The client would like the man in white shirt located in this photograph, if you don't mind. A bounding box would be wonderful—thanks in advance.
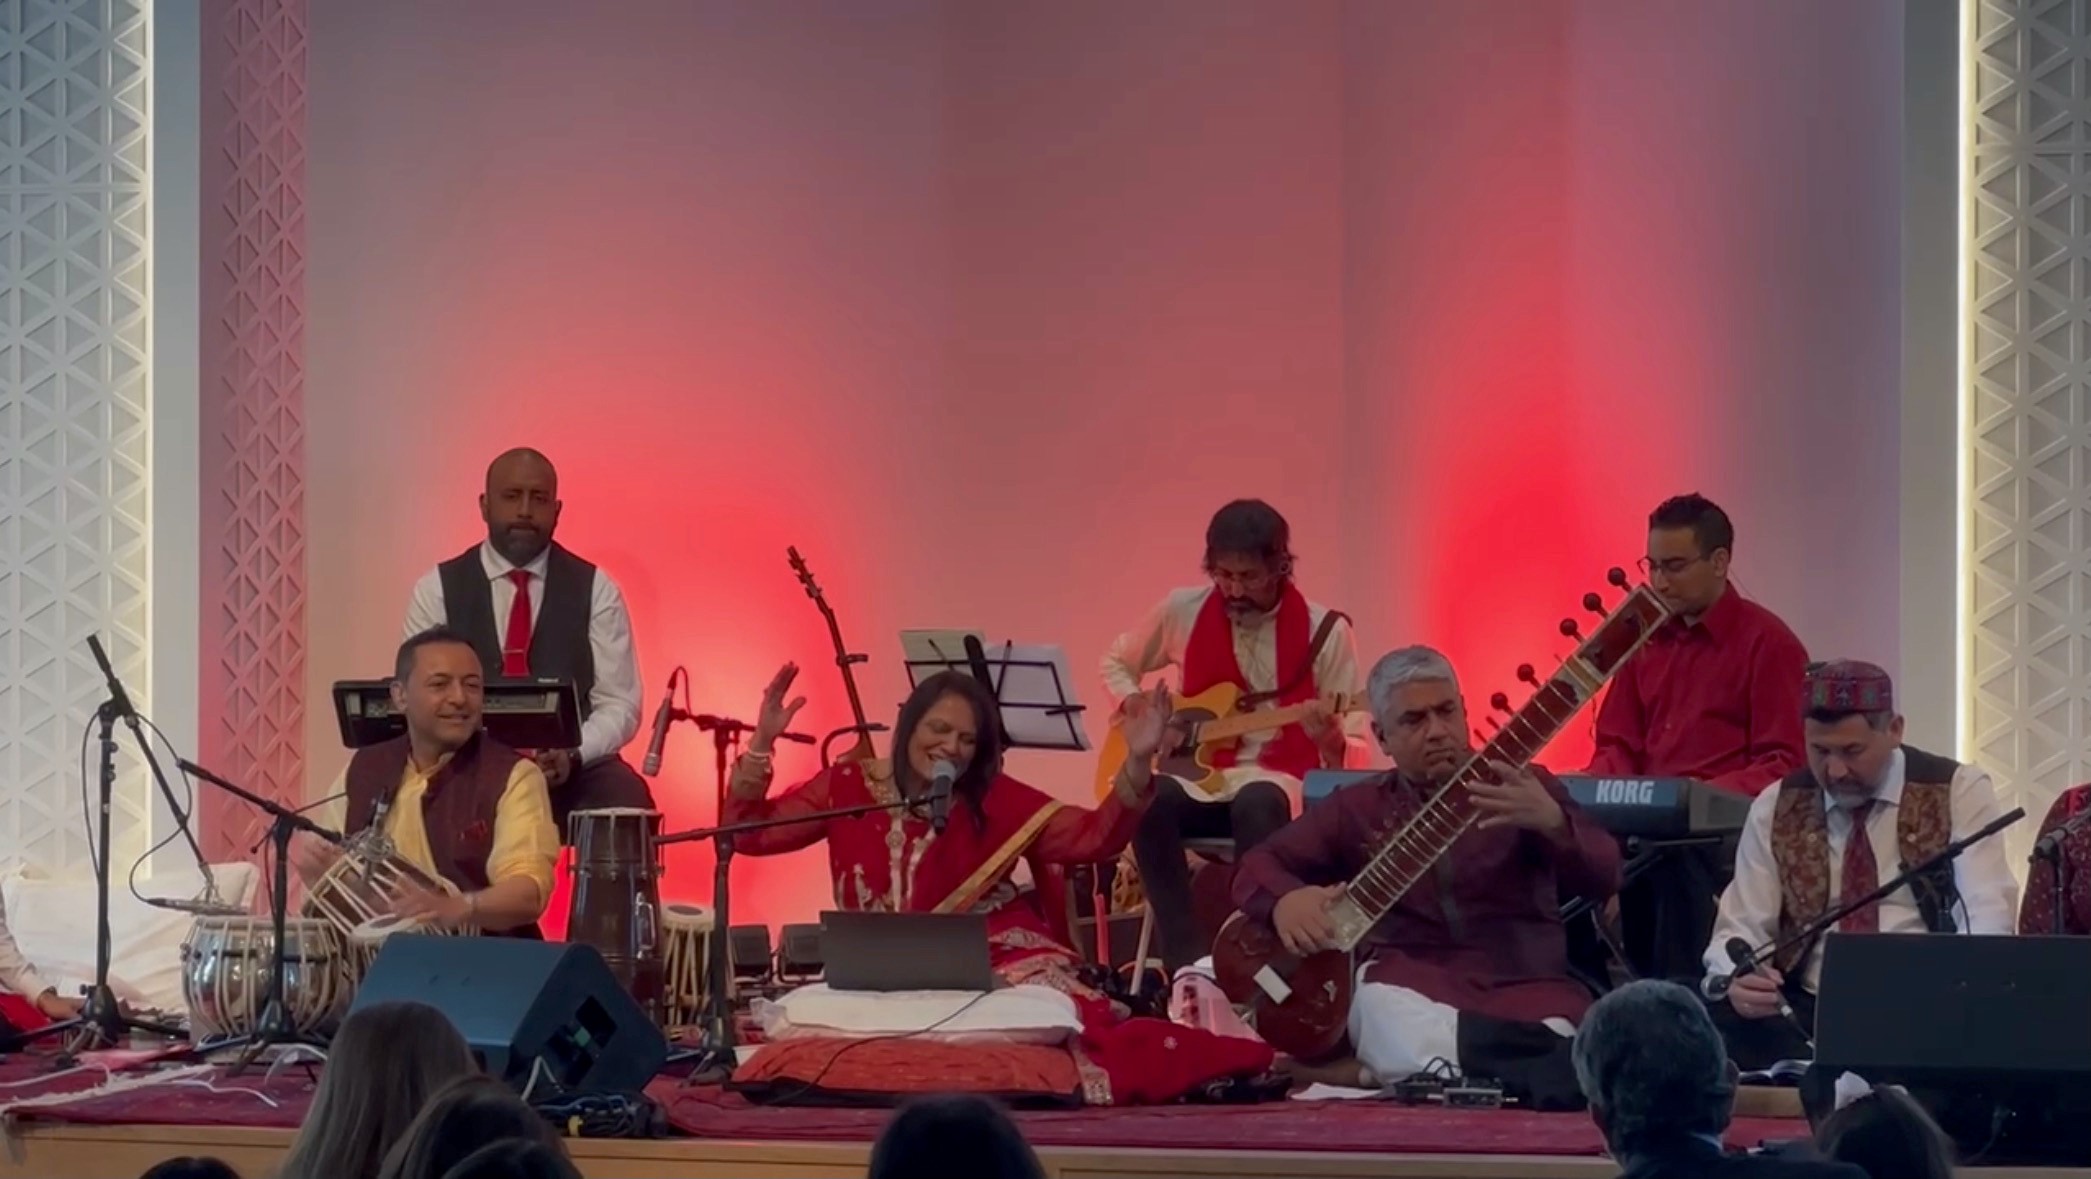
[403,448,652,832]
[0,892,80,1022]
[1102,500,1369,973]
[1702,661,2018,1069]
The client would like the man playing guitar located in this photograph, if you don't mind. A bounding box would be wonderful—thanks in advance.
[1101,499,1368,974]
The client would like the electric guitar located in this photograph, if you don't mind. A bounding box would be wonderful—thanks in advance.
[1209,572,1670,1059]
[1092,682,1365,803]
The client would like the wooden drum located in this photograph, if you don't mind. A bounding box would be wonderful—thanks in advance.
[566,808,664,1018]
[659,902,715,1033]
[181,916,348,1041]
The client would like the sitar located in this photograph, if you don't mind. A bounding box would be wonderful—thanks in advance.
[1210,572,1670,1060]
[787,547,880,766]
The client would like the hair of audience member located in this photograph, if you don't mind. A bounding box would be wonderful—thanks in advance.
[435,1138,583,1179]
[276,1000,476,1179]
[866,1093,1045,1179]
[138,1158,241,1179]
[1815,1085,1956,1179]
[1571,979,1735,1158]
[374,1074,566,1179]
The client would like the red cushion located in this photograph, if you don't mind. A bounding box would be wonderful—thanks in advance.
[730,1036,1085,1108]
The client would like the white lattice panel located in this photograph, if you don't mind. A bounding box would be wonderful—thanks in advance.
[0,0,155,873]
[1967,0,2091,842]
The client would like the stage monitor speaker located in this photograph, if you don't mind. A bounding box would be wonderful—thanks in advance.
[1816,934,2091,1164]
[351,934,667,1096]
[730,924,774,981]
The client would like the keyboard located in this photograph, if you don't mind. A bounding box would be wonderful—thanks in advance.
[1557,775,1752,839]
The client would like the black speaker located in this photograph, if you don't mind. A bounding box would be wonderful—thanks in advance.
[350,935,667,1096]
[1817,934,2091,1164]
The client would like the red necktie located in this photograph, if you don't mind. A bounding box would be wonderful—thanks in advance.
[1836,800,1880,933]
[501,569,533,676]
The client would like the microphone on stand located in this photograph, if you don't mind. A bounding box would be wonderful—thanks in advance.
[927,759,957,833]
[2033,801,2091,859]
[642,694,676,777]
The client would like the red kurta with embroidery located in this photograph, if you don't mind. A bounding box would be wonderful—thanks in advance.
[2021,783,2091,936]
[724,760,1141,998]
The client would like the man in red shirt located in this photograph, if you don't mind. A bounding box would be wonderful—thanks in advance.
[1582,493,1808,983]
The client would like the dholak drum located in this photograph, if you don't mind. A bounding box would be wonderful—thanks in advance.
[566,808,663,1017]
[659,903,715,1032]
[303,850,472,981]
[181,916,348,1041]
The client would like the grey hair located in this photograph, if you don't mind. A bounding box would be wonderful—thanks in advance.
[1365,645,1459,723]
[1571,980,1734,1155]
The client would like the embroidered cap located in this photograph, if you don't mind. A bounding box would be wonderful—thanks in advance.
[1805,660,1893,714]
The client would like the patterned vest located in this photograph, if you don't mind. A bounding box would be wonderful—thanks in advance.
[1769,745,1959,974]
[342,732,532,935]
[436,543,599,719]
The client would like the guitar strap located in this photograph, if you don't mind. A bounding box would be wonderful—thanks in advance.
[1240,609,1349,710]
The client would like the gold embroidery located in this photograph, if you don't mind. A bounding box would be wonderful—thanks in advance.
[932,803,1064,915]
[1069,1041,1114,1106]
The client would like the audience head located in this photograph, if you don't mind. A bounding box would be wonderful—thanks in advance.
[277,1000,476,1179]
[1816,1084,1956,1179]
[435,1138,583,1179]
[481,447,560,566]
[1644,492,1733,616]
[1801,661,1904,807]
[138,1159,240,1179]
[376,1074,565,1179]
[1204,499,1292,614]
[1365,646,1467,785]
[1572,979,1736,1161]
[867,1093,1044,1179]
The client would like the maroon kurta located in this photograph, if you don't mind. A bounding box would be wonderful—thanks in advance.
[2021,783,2091,936]
[1233,768,1620,1023]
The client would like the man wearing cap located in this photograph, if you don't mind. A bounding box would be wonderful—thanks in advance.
[1701,661,2019,1069]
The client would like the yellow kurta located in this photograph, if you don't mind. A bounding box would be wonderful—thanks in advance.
[320,754,560,910]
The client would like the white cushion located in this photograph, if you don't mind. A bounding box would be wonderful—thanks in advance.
[753,982,1082,1045]
[3,863,259,1015]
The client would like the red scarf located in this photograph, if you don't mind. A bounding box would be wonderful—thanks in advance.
[1179,583,1321,778]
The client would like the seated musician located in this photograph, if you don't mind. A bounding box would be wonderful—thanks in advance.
[0,892,82,1021]
[403,447,652,830]
[2020,782,2091,935]
[1233,646,1621,1107]
[1585,494,1809,981]
[1703,661,2017,1069]
[303,627,560,934]
[1102,499,1368,973]
[723,664,1170,1008]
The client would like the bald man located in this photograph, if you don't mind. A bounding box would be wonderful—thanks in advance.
[403,448,654,829]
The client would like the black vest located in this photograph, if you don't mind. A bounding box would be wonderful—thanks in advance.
[436,542,599,720]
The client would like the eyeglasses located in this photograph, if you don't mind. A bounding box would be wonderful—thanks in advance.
[1636,554,1708,578]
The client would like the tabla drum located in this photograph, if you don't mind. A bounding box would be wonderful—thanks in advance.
[566,808,663,1017]
[181,916,348,1041]
[659,903,715,1032]
[303,849,472,981]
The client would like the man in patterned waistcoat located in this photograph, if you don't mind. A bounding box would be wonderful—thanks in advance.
[1700,661,2018,1069]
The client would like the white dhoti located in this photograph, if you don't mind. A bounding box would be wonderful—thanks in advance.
[1348,972,1577,1085]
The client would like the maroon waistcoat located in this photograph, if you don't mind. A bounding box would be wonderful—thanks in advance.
[343,732,523,913]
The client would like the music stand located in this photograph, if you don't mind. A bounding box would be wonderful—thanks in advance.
[900,631,1088,752]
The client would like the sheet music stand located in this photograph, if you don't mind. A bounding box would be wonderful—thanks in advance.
[900,630,1088,752]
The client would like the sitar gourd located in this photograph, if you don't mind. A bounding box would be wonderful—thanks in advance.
[1210,570,1671,1060]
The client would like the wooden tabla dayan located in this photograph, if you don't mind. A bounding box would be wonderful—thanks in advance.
[659,902,715,1032]
[181,915,348,1041]
[302,849,473,981]
[565,807,664,1018]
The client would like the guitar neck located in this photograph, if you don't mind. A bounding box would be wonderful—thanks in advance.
[1195,696,1347,744]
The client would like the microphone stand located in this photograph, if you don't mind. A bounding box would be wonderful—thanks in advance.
[84,636,221,908]
[655,790,921,1084]
[175,758,346,1074]
[2031,803,2091,937]
[1712,806,2026,1044]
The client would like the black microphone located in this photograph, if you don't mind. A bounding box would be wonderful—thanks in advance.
[1724,935,1802,1026]
[928,758,957,832]
[2033,802,2091,859]
[85,634,134,718]
[641,695,676,777]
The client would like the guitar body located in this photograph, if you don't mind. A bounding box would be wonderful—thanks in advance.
[1210,911,1353,1061]
[1091,683,1250,802]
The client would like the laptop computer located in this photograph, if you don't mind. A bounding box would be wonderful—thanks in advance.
[818,911,998,993]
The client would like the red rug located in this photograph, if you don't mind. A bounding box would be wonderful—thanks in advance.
[0,1052,1810,1160]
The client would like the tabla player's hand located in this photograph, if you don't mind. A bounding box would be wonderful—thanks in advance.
[1272,884,1345,956]
[1467,760,1566,833]
[35,989,83,1020]
[293,838,342,887]
[388,881,470,929]
[753,663,808,749]
[1119,685,1178,762]
[535,748,575,788]
[1727,966,1788,1021]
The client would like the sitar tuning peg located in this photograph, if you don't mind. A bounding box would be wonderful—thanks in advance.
[1485,717,1503,732]
[1517,663,1540,687]
[1560,618,1582,641]
[1607,566,1630,589]
[1472,727,1489,745]
[1583,592,1605,615]
[1489,691,1512,715]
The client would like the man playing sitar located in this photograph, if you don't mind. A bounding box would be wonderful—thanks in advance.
[1100,500,1368,974]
